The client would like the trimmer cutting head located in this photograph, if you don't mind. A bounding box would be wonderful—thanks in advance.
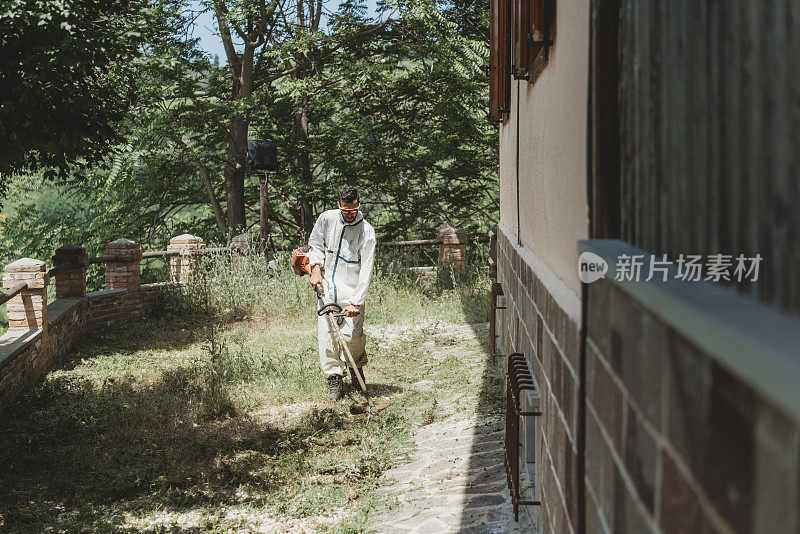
[350,400,394,416]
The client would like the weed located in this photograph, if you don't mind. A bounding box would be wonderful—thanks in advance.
[419,398,439,426]
[168,243,491,327]
[302,407,346,433]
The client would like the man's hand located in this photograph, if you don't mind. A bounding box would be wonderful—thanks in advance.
[342,304,360,317]
[309,264,322,288]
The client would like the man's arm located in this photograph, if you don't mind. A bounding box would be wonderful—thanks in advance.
[308,215,326,287]
[349,229,377,307]
[309,264,322,287]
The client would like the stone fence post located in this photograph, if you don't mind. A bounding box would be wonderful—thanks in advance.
[437,227,468,270]
[53,245,88,299]
[3,258,48,331]
[229,233,253,254]
[104,238,142,290]
[167,234,205,283]
[229,233,254,271]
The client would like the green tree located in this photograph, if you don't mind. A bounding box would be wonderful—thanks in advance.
[0,0,152,180]
[132,0,496,241]
[129,0,391,235]
[0,0,497,260]
[270,0,497,239]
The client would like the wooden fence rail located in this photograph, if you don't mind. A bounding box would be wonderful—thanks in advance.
[0,281,28,307]
[0,230,486,305]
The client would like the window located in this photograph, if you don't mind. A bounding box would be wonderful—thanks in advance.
[512,0,554,81]
[489,0,511,122]
[491,0,555,122]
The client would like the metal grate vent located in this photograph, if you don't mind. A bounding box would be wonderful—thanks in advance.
[504,352,542,521]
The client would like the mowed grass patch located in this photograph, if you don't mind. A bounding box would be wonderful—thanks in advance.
[0,316,411,532]
[0,252,494,532]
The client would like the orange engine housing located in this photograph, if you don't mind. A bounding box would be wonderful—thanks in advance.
[291,246,313,276]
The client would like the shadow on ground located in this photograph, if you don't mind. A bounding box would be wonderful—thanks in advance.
[351,383,404,398]
[456,290,533,532]
[58,315,214,372]
[0,317,360,533]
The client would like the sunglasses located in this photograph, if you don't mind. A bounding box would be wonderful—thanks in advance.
[338,202,360,214]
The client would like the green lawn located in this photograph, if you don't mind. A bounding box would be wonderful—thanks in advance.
[0,267,492,533]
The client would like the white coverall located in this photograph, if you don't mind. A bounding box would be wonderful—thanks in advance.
[308,209,377,377]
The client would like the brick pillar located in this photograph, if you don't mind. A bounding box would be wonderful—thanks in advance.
[229,233,252,254]
[437,227,468,270]
[167,234,205,283]
[104,238,142,290]
[3,258,48,331]
[53,244,88,299]
[229,233,252,271]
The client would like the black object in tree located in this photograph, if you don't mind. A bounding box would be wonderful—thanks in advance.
[247,140,278,173]
[247,140,278,257]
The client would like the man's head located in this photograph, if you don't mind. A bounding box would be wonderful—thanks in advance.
[338,186,360,223]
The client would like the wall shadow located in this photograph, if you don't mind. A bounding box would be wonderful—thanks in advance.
[452,290,534,532]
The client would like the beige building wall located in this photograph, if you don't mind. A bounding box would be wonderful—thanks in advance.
[498,97,518,244]
[498,0,590,295]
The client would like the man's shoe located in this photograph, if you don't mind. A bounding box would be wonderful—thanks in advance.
[325,374,344,401]
[349,367,366,392]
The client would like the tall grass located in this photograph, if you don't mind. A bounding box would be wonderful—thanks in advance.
[154,244,492,419]
[170,243,492,326]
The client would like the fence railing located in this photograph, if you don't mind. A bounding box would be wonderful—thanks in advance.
[2,227,487,333]
[0,281,28,307]
[77,231,488,276]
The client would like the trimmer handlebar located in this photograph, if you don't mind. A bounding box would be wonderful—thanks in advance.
[313,281,343,316]
[313,283,324,298]
[318,302,343,316]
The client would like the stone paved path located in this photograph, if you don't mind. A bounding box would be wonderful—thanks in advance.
[369,324,537,533]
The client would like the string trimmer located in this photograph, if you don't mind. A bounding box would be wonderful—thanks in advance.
[292,247,392,416]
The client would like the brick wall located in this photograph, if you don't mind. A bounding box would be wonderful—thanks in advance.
[498,227,800,534]
[141,282,175,315]
[497,226,582,533]
[585,279,800,534]
[0,285,172,411]
[0,235,205,411]
[0,299,84,407]
[86,289,145,330]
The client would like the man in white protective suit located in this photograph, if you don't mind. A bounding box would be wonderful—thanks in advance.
[307,186,377,401]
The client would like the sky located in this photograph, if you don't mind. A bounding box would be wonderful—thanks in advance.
[188,0,380,62]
